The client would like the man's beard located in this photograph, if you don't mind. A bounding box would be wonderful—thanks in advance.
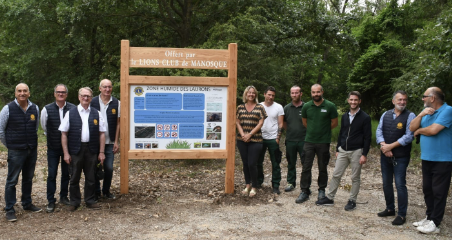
[395,105,406,111]
[312,95,322,102]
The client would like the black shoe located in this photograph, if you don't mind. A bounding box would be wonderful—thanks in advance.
[6,211,17,222]
[46,202,55,213]
[377,209,395,217]
[392,216,406,225]
[103,192,116,200]
[23,204,42,213]
[295,192,309,204]
[272,187,280,195]
[67,205,79,212]
[86,203,101,209]
[315,197,334,206]
[284,184,295,192]
[318,190,325,200]
[60,196,70,206]
[344,200,356,211]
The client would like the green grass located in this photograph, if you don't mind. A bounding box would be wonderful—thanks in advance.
[165,140,191,149]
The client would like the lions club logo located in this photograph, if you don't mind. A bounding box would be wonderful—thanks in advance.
[112,108,116,115]
[397,122,403,129]
[134,87,144,96]
[94,119,98,125]
[30,114,36,121]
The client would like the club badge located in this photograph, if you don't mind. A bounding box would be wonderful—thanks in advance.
[94,119,98,125]
[397,122,403,129]
[134,87,144,96]
[112,108,117,114]
[30,114,35,121]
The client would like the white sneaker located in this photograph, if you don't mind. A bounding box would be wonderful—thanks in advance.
[413,216,428,227]
[417,220,440,234]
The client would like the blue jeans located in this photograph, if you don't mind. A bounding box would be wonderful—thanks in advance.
[47,148,70,203]
[95,144,114,194]
[5,148,37,212]
[380,154,410,217]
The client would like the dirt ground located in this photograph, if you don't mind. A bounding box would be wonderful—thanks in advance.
[0,140,451,240]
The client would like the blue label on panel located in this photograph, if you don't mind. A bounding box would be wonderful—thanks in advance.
[135,111,204,123]
[145,93,182,110]
[179,124,204,139]
[134,97,145,109]
[183,93,205,110]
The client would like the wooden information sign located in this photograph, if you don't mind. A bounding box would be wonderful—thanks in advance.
[120,40,237,194]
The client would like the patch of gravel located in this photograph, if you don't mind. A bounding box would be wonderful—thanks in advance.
[0,142,451,239]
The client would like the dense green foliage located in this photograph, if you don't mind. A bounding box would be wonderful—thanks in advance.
[0,0,450,118]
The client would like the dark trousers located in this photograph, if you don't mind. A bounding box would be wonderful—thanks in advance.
[285,140,305,187]
[47,147,70,203]
[237,140,263,188]
[300,142,330,194]
[422,160,452,226]
[5,148,37,212]
[95,144,114,195]
[257,139,281,188]
[69,143,97,206]
[380,154,410,217]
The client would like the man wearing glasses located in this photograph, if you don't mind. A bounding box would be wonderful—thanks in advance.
[410,87,452,234]
[59,87,106,211]
[90,79,120,200]
[40,84,76,213]
[376,90,416,225]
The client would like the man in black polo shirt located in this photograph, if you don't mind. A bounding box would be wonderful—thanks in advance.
[59,87,106,211]
[90,79,120,200]
[283,85,306,192]
[40,84,76,212]
[0,83,42,222]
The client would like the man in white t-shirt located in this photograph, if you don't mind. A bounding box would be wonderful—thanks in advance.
[257,86,285,194]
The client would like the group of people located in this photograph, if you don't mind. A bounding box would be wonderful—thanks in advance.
[0,80,120,222]
[236,84,451,234]
[1,81,450,234]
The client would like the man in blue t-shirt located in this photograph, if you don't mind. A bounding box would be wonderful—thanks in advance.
[410,87,452,235]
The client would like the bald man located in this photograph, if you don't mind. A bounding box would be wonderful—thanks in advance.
[410,87,452,234]
[90,79,120,200]
[0,83,42,222]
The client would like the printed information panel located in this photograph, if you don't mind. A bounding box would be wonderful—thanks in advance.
[130,85,227,150]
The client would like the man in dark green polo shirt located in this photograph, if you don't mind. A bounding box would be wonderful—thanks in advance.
[283,85,307,192]
[296,84,338,204]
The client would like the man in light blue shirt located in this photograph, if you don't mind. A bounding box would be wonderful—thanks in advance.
[376,90,415,226]
[410,87,452,234]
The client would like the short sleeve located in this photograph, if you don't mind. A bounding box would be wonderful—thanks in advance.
[330,103,338,119]
[278,105,284,116]
[435,106,452,128]
[260,105,268,120]
[301,104,307,118]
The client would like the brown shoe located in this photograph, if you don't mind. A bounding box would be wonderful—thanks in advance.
[86,203,101,209]
[67,205,79,212]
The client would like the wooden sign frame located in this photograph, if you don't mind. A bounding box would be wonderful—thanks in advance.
[120,40,237,194]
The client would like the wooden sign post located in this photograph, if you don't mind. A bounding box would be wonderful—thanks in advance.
[120,40,237,194]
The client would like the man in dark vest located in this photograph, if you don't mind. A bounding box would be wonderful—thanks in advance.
[40,84,76,213]
[90,79,120,200]
[376,90,416,225]
[59,87,106,211]
[0,83,42,222]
